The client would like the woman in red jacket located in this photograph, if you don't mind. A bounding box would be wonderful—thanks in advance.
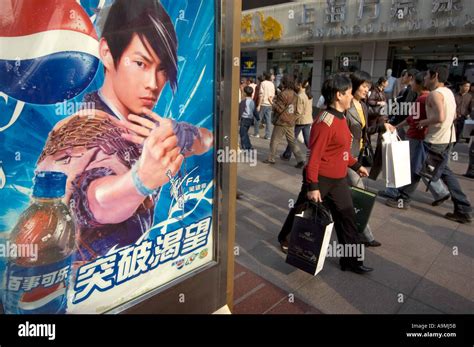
[278,73,373,274]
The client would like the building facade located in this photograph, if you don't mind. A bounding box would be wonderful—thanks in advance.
[241,0,474,100]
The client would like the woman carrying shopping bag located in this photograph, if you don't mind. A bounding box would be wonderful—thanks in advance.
[346,71,395,247]
[278,73,374,275]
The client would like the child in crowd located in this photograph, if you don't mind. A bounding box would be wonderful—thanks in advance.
[239,86,258,150]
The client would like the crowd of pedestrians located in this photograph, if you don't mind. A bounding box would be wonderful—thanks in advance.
[238,64,472,274]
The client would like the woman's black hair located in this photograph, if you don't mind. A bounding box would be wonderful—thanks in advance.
[350,70,372,93]
[414,71,426,86]
[321,73,352,106]
[280,75,295,91]
[294,77,304,92]
[376,76,388,87]
[100,0,178,92]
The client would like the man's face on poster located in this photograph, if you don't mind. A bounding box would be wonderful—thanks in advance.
[105,34,168,116]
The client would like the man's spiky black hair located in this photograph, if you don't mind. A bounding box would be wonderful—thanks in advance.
[100,0,178,92]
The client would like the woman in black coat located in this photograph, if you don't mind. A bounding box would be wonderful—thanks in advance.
[367,77,389,127]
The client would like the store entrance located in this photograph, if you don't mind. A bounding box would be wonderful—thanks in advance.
[389,39,474,85]
[268,47,313,85]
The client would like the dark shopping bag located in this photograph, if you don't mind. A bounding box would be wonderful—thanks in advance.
[350,187,376,234]
[419,147,448,183]
[286,202,334,276]
[358,142,375,167]
[419,125,453,185]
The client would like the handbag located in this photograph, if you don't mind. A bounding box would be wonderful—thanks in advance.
[419,148,447,182]
[419,124,453,186]
[358,142,374,167]
[368,104,382,119]
[286,201,334,276]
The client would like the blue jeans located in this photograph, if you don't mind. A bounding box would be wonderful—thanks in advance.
[239,118,253,150]
[399,142,472,215]
[282,124,311,159]
[257,106,272,138]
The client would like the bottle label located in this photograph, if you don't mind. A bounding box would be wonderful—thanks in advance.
[4,256,72,314]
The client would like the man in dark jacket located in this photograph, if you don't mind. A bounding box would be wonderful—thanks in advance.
[263,76,305,168]
[391,69,419,126]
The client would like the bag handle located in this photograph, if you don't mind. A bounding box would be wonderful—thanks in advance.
[448,122,454,146]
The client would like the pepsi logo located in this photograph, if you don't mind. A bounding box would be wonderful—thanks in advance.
[176,259,185,269]
[18,282,66,313]
[0,0,99,104]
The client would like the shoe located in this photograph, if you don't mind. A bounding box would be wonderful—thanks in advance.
[444,212,472,224]
[364,240,382,247]
[251,134,260,138]
[236,192,243,200]
[340,264,374,274]
[432,194,450,207]
[294,161,305,169]
[463,173,474,179]
[262,159,276,164]
[377,190,397,199]
[279,154,290,161]
[280,240,289,254]
[264,136,271,140]
[385,198,410,210]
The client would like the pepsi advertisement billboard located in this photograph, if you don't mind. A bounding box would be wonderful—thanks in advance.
[0,0,216,314]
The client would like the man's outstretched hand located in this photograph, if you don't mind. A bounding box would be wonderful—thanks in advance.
[136,120,184,190]
[118,108,174,145]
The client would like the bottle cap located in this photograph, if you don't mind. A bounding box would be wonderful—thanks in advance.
[33,171,67,198]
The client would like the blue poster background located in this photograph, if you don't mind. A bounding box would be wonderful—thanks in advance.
[0,0,216,309]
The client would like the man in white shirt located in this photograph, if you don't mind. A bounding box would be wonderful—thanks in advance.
[257,72,276,139]
[386,65,472,224]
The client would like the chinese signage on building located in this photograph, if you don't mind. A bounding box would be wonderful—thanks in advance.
[241,0,474,46]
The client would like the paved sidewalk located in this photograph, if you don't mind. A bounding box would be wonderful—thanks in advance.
[232,261,320,314]
[235,133,474,314]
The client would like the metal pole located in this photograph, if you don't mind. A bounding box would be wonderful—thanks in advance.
[220,0,241,312]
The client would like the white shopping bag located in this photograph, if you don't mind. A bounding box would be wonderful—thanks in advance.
[297,131,305,144]
[297,126,310,144]
[381,131,397,182]
[382,131,412,188]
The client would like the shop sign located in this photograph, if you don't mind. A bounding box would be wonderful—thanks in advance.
[241,0,474,44]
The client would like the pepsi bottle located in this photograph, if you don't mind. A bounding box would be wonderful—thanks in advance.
[3,172,75,314]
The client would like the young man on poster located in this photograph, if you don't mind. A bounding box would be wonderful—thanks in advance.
[36,0,213,262]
